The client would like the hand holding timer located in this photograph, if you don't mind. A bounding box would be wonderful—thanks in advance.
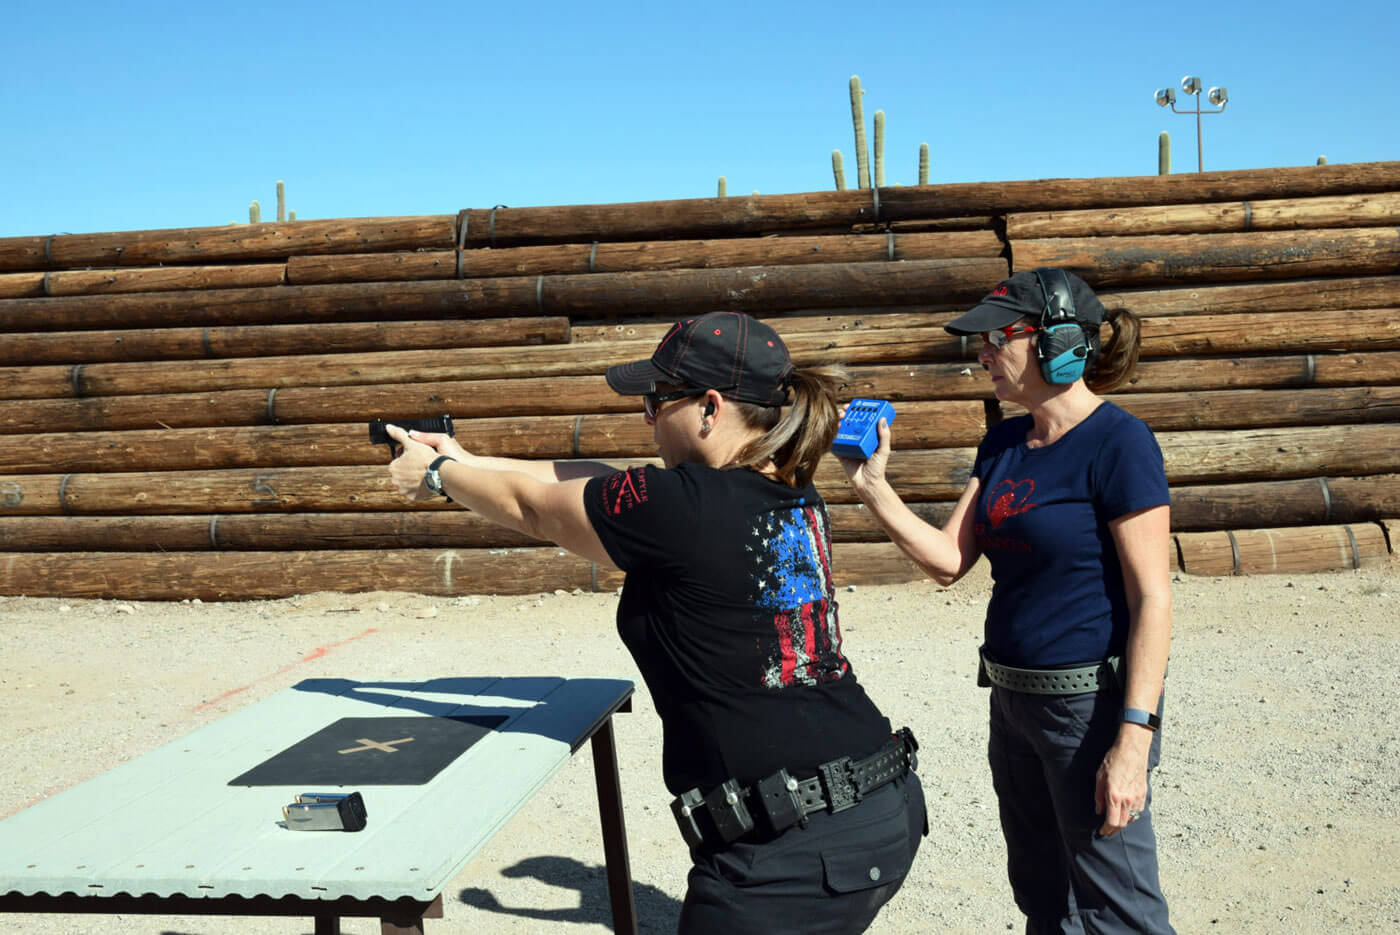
[832,398,896,460]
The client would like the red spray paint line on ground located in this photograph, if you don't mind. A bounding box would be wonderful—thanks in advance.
[2,627,382,821]
[189,627,380,713]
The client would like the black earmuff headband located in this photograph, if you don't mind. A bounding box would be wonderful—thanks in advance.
[1033,267,1077,327]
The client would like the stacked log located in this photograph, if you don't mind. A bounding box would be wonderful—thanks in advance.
[0,161,1397,599]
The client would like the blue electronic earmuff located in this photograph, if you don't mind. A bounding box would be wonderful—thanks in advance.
[1032,267,1092,385]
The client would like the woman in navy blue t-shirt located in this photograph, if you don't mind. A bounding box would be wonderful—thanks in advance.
[841,268,1176,935]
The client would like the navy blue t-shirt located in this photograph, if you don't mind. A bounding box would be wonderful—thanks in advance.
[973,401,1169,668]
[583,463,891,794]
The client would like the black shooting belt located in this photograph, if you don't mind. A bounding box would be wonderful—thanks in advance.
[670,727,919,849]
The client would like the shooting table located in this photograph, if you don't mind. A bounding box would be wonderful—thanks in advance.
[0,675,637,934]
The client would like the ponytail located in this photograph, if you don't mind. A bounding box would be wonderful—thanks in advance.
[727,366,843,487]
[1086,308,1142,394]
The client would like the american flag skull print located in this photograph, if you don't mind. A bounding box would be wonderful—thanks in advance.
[752,504,850,689]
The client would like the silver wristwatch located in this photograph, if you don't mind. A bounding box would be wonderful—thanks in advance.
[423,455,455,498]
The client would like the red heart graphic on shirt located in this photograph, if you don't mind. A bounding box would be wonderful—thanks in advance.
[986,479,1036,529]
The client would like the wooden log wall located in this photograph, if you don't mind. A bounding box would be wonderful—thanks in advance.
[1,161,1398,599]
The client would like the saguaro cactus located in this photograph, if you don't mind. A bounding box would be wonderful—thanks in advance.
[717,176,727,197]
[832,151,847,190]
[873,110,886,187]
[240,182,294,224]
[849,76,871,190]
[834,77,927,188]
[1158,132,1171,175]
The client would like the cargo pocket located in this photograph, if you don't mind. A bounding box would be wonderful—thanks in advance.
[820,832,910,894]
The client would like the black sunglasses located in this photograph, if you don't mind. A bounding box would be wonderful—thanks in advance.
[643,387,710,419]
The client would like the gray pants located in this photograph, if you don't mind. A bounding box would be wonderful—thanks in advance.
[678,773,926,935]
[989,687,1175,935]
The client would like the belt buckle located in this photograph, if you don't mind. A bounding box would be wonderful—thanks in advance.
[818,757,860,813]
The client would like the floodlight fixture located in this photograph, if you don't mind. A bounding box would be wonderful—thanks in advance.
[1154,73,1229,172]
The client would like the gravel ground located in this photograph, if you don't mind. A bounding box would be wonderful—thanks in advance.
[2,557,1398,934]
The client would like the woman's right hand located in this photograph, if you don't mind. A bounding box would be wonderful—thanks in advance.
[836,415,892,495]
[408,430,469,462]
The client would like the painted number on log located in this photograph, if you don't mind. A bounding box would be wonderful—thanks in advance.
[251,475,279,507]
[434,550,462,589]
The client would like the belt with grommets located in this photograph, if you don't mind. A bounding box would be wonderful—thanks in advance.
[669,727,918,848]
[977,647,1123,695]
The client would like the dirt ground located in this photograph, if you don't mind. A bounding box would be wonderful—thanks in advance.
[2,557,1399,934]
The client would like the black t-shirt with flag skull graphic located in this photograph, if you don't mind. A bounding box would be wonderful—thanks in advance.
[584,462,892,794]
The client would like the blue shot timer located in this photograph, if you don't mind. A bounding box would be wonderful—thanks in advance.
[831,398,897,460]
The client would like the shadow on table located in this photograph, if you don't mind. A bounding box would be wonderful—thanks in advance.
[458,855,682,932]
[291,676,631,748]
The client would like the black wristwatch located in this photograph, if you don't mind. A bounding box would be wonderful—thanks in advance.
[1121,707,1161,731]
[423,455,455,500]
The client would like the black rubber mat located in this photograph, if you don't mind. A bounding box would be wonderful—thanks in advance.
[229,714,509,786]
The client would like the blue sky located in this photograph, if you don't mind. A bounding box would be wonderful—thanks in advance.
[2,0,1396,238]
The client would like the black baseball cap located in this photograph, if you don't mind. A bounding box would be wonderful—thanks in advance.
[606,311,795,406]
[945,269,1106,335]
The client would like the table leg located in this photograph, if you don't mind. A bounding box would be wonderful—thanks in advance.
[380,893,443,935]
[314,912,341,935]
[591,715,638,935]
[380,916,424,935]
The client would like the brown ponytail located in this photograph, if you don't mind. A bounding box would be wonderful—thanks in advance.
[726,366,843,487]
[1086,308,1142,394]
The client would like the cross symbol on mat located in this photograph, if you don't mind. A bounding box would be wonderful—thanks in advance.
[338,736,416,755]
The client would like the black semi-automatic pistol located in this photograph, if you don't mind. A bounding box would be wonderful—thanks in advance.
[367,414,454,459]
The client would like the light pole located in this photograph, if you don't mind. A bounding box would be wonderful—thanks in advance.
[1154,76,1229,172]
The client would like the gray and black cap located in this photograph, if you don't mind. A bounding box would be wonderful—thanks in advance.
[605,311,795,406]
[945,269,1107,335]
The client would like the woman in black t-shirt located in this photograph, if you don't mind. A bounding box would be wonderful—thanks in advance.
[387,311,924,935]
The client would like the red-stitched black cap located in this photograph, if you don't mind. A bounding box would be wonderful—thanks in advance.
[945,269,1106,335]
[606,311,795,406]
